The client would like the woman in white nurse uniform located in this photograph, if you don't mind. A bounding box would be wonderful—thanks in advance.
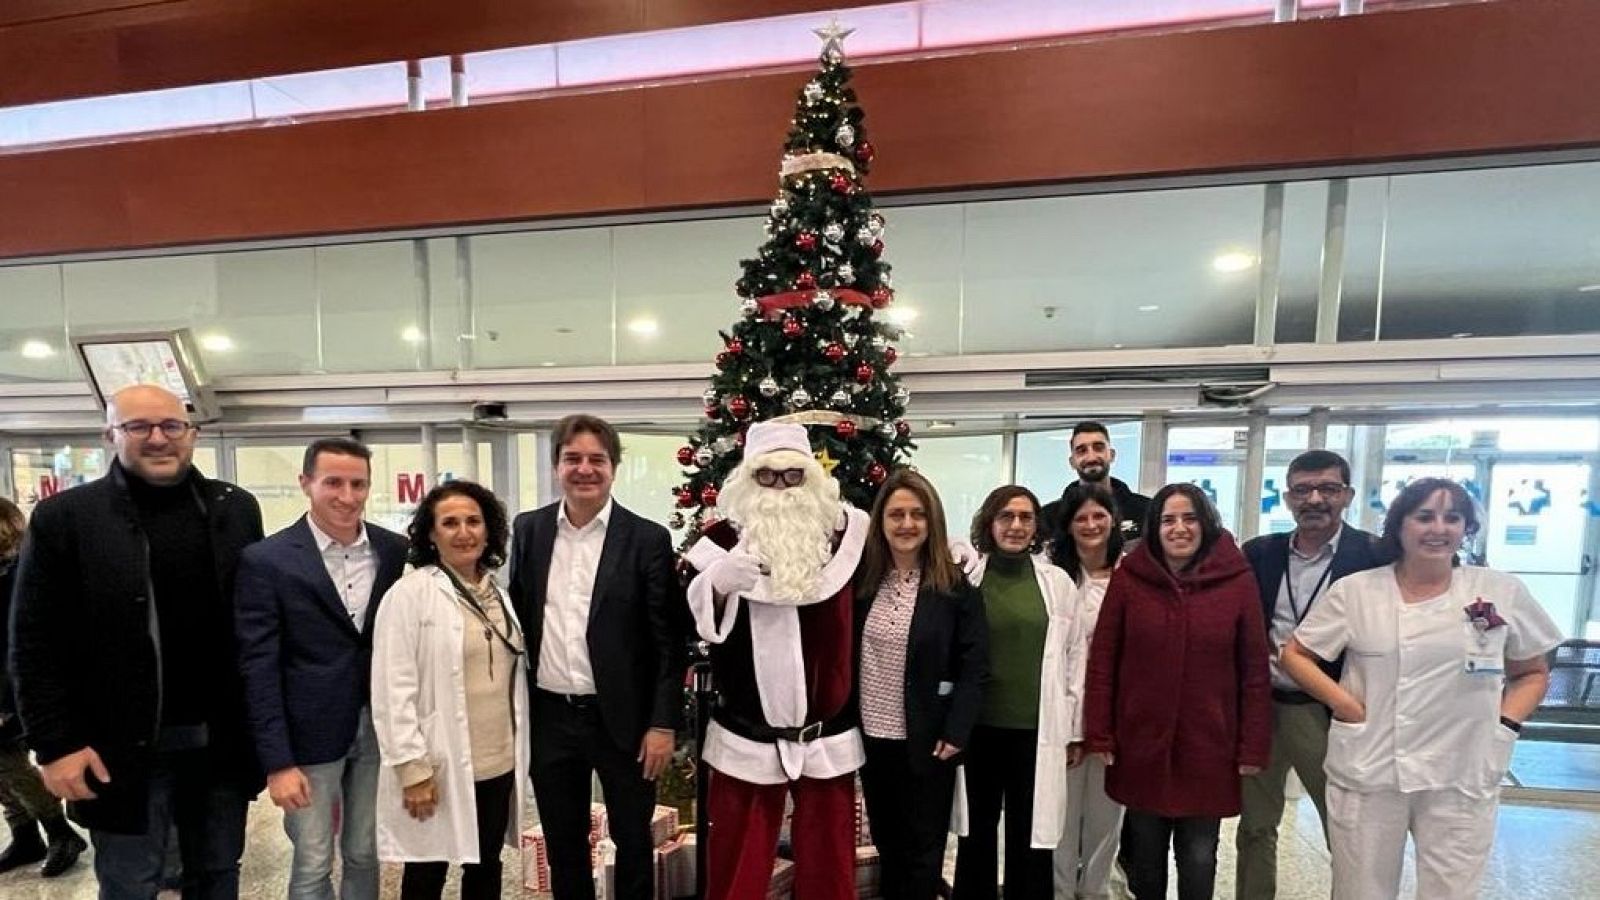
[1281,477,1561,900]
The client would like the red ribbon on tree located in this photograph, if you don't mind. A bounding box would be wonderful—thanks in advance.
[757,288,873,319]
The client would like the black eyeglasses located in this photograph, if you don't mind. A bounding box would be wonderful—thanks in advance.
[1286,482,1348,499]
[753,468,806,488]
[112,419,195,439]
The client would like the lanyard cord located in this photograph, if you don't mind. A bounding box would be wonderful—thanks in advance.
[1285,556,1336,626]
[441,567,525,678]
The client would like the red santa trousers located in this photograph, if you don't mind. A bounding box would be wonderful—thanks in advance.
[705,767,855,900]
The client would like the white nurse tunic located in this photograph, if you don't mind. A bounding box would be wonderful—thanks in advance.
[1294,564,1562,900]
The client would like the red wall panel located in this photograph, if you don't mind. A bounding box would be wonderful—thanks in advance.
[3,0,1598,260]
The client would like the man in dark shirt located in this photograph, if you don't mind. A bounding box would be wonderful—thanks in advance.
[9,385,264,900]
[1040,421,1151,546]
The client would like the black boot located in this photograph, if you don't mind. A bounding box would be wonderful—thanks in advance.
[0,819,46,874]
[39,815,86,877]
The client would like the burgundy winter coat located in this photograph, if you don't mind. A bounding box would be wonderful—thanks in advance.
[1082,532,1272,818]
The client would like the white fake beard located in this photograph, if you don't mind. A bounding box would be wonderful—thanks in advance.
[723,471,841,606]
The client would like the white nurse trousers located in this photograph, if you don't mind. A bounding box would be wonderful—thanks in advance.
[1326,782,1497,900]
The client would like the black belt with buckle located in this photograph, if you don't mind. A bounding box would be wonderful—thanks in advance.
[713,708,852,745]
[536,688,599,709]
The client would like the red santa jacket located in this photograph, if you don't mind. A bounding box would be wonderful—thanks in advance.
[1083,532,1272,818]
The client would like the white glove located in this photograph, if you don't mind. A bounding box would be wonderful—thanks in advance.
[706,552,763,598]
[949,540,982,577]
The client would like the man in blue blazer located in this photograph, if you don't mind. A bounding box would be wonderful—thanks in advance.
[235,438,407,900]
[1235,449,1388,900]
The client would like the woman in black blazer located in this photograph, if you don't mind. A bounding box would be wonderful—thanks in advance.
[854,469,989,900]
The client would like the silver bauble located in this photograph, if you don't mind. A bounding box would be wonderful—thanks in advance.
[758,375,780,397]
[892,386,911,405]
[835,123,856,147]
[702,388,719,405]
[823,223,846,243]
[842,332,860,348]
[837,263,855,284]
[741,298,761,317]
[788,387,812,408]
[829,389,851,408]
[694,446,715,467]
[812,289,835,311]
[803,81,824,103]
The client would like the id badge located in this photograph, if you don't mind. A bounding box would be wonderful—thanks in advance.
[1465,652,1504,675]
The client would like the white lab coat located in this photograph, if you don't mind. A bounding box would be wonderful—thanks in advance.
[951,553,1085,849]
[371,565,531,864]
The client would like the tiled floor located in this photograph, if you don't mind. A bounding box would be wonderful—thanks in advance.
[4,793,1598,898]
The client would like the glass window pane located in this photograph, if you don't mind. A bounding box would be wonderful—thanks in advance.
[9,444,107,516]
[317,243,425,373]
[1274,180,1329,344]
[1167,426,1246,532]
[908,435,1005,541]
[877,205,963,358]
[614,219,755,366]
[961,187,1260,354]
[472,230,614,368]
[610,434,689,534]
[0,264,72,382]
[233,445,308,534]
[518,433,543,513]
[1375,162,1600,341]
[212,248,319,376]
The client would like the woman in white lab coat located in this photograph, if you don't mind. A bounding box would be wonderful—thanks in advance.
[952,485,1084,900]
[1282,477,1561,900]
[1047,483,1126,900]
[372,480,530,900]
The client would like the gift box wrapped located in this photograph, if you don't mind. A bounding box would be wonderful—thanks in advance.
[853,779,873,847]
[521,803,611,893]
[661,833,696,898]
[650,804,680,848]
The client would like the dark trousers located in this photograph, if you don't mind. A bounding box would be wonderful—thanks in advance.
[0,736,64,830]
[89,750,249,900]
[1122,810,1221,900]
[399,772,514,900]
[860,737,957,900]
[952,726,1052,900]
[529,690,657,900]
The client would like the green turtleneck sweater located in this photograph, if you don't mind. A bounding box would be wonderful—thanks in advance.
[979,552,1046,728]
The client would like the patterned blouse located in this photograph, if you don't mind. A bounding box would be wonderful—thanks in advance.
[860,569,921,740]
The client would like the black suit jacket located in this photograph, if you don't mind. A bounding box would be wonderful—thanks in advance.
[852,577,989,774]
[509,501,684,752]
[235,515,408,773]
[1241,524,1388,684]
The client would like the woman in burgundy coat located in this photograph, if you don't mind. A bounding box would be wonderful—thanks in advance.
[1082,483,1272,900]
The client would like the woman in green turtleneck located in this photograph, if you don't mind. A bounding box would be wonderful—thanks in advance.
[952,486,1085,900]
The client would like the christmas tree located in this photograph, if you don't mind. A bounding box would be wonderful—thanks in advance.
[670,22,914,544]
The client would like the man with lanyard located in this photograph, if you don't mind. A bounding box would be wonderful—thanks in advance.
[1234,449,1386,900]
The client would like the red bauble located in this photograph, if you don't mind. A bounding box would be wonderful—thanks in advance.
[830,172,851,193]
[836,420,857,438]
[854,362,874,384]
[867,462,887,484]
[728,395,752,419]
[675,487,695,508]
[870,286,892,308]
[703,404,719,419]
[726,337,744,354]
[857,141,876,163]
[676,445,695,466]
[795,232,818,251]
[824,342,846,363]
[870,240,885,258]
[782,316,805,339]
[700,484,720,507]
[884,347,898,365]
[715,351,731,369]
[895,419,911,437]
[796,271,817,290]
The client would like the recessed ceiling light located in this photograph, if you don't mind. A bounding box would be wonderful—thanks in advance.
[1112,343,1126,349]
[200,333,234,352]
[1451,331,1474,339]
[886,306,919,326]
[1137,305,1160,313]
[540,361,556,368]
[627,317,659,336]
[20,340,54,359]
[1212,251,1257,273]
[1579,284,1600,293]
[400,326,424,344]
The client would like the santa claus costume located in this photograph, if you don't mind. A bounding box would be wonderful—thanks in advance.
[685,422,869,900]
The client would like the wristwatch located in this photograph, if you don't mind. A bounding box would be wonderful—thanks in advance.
[1499,715,1523,734]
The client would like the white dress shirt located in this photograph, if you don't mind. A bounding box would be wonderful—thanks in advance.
[1269,526,1341,690]
[307,516,376,631]
[536,498,611,695]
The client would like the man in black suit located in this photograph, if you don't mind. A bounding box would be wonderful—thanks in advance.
[10,385,264,900]
[509,415,683,900]
[1235,449,1387,900]
[234,437,407,900]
